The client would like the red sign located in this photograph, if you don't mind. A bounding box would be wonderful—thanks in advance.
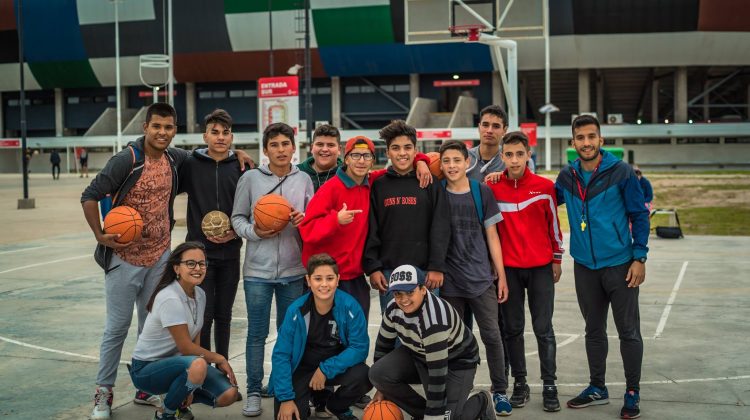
[520,123,538,147]
[258,76,299,98]
[433,79,480,87]
[417,130,452,140]
[0,139,20,148]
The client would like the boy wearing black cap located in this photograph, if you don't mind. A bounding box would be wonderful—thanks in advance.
[369,265,495,420]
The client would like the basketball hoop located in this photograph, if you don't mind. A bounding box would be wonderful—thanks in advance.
[449,24,486,42]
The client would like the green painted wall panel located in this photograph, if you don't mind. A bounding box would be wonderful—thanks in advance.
[313,5,394,46]
[28,61,101,89]
[224,0,301,14]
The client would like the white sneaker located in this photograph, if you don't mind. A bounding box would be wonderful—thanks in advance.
[91,386,113,419]
[134,390,163,407]
[242,392,263,417]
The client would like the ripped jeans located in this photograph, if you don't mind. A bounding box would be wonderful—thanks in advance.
[130,356,233,413]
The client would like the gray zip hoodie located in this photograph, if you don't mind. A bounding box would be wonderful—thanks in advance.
[231,164,314,280]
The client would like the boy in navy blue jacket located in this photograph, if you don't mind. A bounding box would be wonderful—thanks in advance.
[270,254,372,420]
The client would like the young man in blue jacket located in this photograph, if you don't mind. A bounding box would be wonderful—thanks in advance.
[555,115,649,419]
[270,253,371,420]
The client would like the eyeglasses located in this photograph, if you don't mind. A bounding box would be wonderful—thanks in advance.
[349,152,374,161]
[180,260,207,269]
[393,290,416,299]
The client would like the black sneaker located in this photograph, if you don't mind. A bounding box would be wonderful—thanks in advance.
[333,410,358,420]
[509,382,530,408]
[176,404,194,420]
[620,390,640,419]
[567,385,609,408]
[353,394,372,409]
[542,385,561,412]
[154,411,177,420]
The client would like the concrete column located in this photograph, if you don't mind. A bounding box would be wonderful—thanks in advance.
[520,76,527,120]
[54,88,64,136]
[746,83,750,120]
[578,69,590,113]
[703,80,711,121]
[491,71,504,109]
[409,73,419,105]
[651,78,659,123]
[595,70,604,120]
[331,76,341,128]
[120,86,128,109]
[674,67,688,123]
[185,82,196,133]
[0,92,4,137]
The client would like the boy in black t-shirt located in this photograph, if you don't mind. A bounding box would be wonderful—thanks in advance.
[269,254,371,420]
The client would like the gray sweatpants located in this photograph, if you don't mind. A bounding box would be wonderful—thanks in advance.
[96,250,169,386]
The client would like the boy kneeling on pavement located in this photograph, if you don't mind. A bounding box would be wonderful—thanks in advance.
[270,254,372,420]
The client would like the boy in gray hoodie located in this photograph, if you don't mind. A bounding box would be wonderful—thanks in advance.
[231,122,314,417]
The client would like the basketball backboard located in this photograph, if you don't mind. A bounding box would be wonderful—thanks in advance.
[404,0,544,44]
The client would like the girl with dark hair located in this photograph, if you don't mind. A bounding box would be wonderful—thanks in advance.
[130,241,239,420]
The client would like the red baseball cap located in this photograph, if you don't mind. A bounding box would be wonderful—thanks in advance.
[344,136,375,157]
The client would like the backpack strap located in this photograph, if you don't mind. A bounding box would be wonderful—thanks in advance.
[441,178,485,224]
[469,178,484,223]
[111,145,140,204]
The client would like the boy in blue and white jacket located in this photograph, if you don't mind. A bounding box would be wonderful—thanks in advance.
[270,254,371,420]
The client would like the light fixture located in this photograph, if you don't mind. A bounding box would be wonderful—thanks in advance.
[452,74,459,80]
[538,103,559,114]
[636,119,642,124]
[287,64,304,75]
[664,119,669,124]
[688,119,693,124]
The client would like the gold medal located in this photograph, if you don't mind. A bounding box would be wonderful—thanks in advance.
[580,221,587,232]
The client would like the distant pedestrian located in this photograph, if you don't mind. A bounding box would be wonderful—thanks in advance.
[633,165,653,211]
[79,148,89,178]
[50,150,61,180]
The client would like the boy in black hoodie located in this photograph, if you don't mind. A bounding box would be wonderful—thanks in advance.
[178,109,243,369]
[362,120,451,311]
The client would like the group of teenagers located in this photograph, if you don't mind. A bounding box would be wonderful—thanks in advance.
[81,102,650,420]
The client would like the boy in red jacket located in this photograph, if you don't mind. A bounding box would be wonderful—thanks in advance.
[486,131,565,413]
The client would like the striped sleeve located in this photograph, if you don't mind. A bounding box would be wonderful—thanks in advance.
[422,295,460,417]
[373,304,398,363]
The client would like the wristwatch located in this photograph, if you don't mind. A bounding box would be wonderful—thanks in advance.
[635,257,647,264]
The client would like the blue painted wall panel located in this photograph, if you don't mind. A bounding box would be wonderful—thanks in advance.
[17,0,87,62]
[318,43,493,77]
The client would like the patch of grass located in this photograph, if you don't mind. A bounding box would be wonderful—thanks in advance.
[695,184,750,191]
[651,207,750,236]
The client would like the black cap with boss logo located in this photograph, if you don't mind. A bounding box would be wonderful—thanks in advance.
[388,264,425,292]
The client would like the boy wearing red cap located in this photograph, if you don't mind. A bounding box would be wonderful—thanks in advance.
[300,136,379,321]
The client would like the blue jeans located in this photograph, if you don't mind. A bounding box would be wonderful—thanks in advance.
[244,278,304,393]
[130,356,233,412]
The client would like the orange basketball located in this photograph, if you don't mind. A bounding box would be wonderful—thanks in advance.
[103,206,143,244]
[363,400,403,420]
[253,194,292,233]
[426,152,444,179]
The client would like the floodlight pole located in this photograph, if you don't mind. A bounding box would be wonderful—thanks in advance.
[304,0,313,142]
[114,0,122,152]
[543,0,551,171]
[167,0,174,106]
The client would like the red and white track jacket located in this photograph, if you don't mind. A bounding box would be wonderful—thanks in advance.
[488,168,564,268]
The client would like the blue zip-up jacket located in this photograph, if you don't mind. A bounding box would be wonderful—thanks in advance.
[268,289,369,402]
[555,150,649,269]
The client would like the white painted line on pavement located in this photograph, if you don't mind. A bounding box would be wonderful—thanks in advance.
[0,245,48,255]
[475,375,750,388]
[0,254,89,275]
[0,334,128,364]
[654,261,689,339]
